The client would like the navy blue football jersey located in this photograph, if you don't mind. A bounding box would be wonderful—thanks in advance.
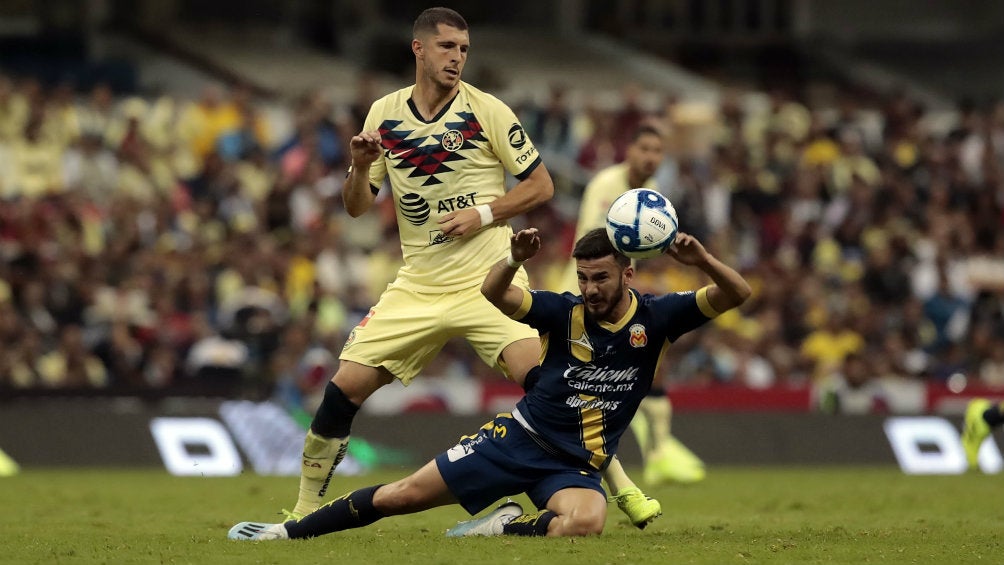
[510,287,718,470]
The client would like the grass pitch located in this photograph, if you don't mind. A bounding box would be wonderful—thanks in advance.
[5,466,1003,565]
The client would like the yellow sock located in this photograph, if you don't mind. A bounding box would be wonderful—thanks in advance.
[638,395,673,457]
[293,430,349,516]
[629,411,651,458]
[602,456,637,495]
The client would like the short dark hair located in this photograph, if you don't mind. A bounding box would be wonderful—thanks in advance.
[572,228,630,268]
[414,7,468,38]
[631,124,663,143]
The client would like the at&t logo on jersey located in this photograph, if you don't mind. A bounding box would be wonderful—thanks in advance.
[400,191,481,232]
[399,193,431,226]
[629,324,648,348]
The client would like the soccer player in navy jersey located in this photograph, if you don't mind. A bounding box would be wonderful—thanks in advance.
[229,227,750,540]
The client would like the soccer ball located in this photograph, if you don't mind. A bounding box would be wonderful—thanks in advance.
[605,188,679,259]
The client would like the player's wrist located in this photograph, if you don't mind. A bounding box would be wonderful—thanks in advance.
[506,253,524,268]
[475,204,494,228]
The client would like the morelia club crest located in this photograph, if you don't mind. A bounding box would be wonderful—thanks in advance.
[629,323,648,348]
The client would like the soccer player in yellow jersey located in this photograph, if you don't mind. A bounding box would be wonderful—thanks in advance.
[282,7,659,529]
[560,124,708,486]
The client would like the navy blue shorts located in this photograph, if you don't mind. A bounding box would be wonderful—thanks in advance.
[434,413,604,515]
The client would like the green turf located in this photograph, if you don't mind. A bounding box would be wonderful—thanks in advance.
[4,466,1003,565]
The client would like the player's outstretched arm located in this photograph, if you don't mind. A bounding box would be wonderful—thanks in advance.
[481,228,541,315]
[667,232,751,313]
[439,164,555,238]
[343,130,383,217]
[488,164,554,223]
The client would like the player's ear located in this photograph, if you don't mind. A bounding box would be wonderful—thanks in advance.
[412,38,423,58]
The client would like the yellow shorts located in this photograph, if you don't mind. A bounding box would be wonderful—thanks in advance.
[339,276,540,385]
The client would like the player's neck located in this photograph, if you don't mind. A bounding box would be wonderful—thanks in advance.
[412,79,459,121]
[627,169,648,190]
[598,290,633,325]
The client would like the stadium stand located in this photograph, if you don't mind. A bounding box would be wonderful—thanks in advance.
[0,2,1003,421]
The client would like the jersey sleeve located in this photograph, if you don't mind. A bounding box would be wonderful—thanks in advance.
[362,101,388,195]
[650,286,719,341]
[511,289,570,333]
[478,95,541,180]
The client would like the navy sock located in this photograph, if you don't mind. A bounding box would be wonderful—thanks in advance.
[984,403,1004,427]
[311,381,360,438]
[285,484,385,539]
[501,509,556,536]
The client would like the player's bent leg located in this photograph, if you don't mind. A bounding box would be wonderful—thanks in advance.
[374,459,459,515]
[544,487,608,536]
[497,337,543,388]
[291,362,394,516]
[603,456,662,529]
[233,483,389,541]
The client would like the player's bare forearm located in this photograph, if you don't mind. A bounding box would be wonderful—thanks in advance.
[481,228,540,315]
[344,130,383,216]
[439,164,554,237]
[486,164,554,223]
[481,260,522,315]
[696,255,752,313]
[343,165,376,217]
[669,232,751,312]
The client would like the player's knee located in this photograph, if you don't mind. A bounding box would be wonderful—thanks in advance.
[372,479,424,515]
[310,381,361,438]
[500,338,542,382]
[557,509,605,536]
[332,362,394,404]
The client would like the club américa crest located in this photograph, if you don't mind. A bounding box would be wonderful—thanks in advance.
[441,129,464,152]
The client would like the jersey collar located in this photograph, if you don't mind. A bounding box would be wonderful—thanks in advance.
[407,88,461,124]
[596,289,638,333]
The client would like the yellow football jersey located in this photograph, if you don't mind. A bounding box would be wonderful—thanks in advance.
[364,81,541,292]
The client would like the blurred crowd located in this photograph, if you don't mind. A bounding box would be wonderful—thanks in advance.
[1,72,1003,415]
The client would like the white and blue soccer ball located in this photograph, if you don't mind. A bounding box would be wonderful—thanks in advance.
[605,188,679,259]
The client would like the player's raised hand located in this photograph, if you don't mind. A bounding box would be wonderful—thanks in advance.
[349,130,383,166]
[510,228,541,262]
[666,232,710,266]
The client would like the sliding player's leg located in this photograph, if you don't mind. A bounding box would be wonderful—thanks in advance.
[231,458,459,540]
